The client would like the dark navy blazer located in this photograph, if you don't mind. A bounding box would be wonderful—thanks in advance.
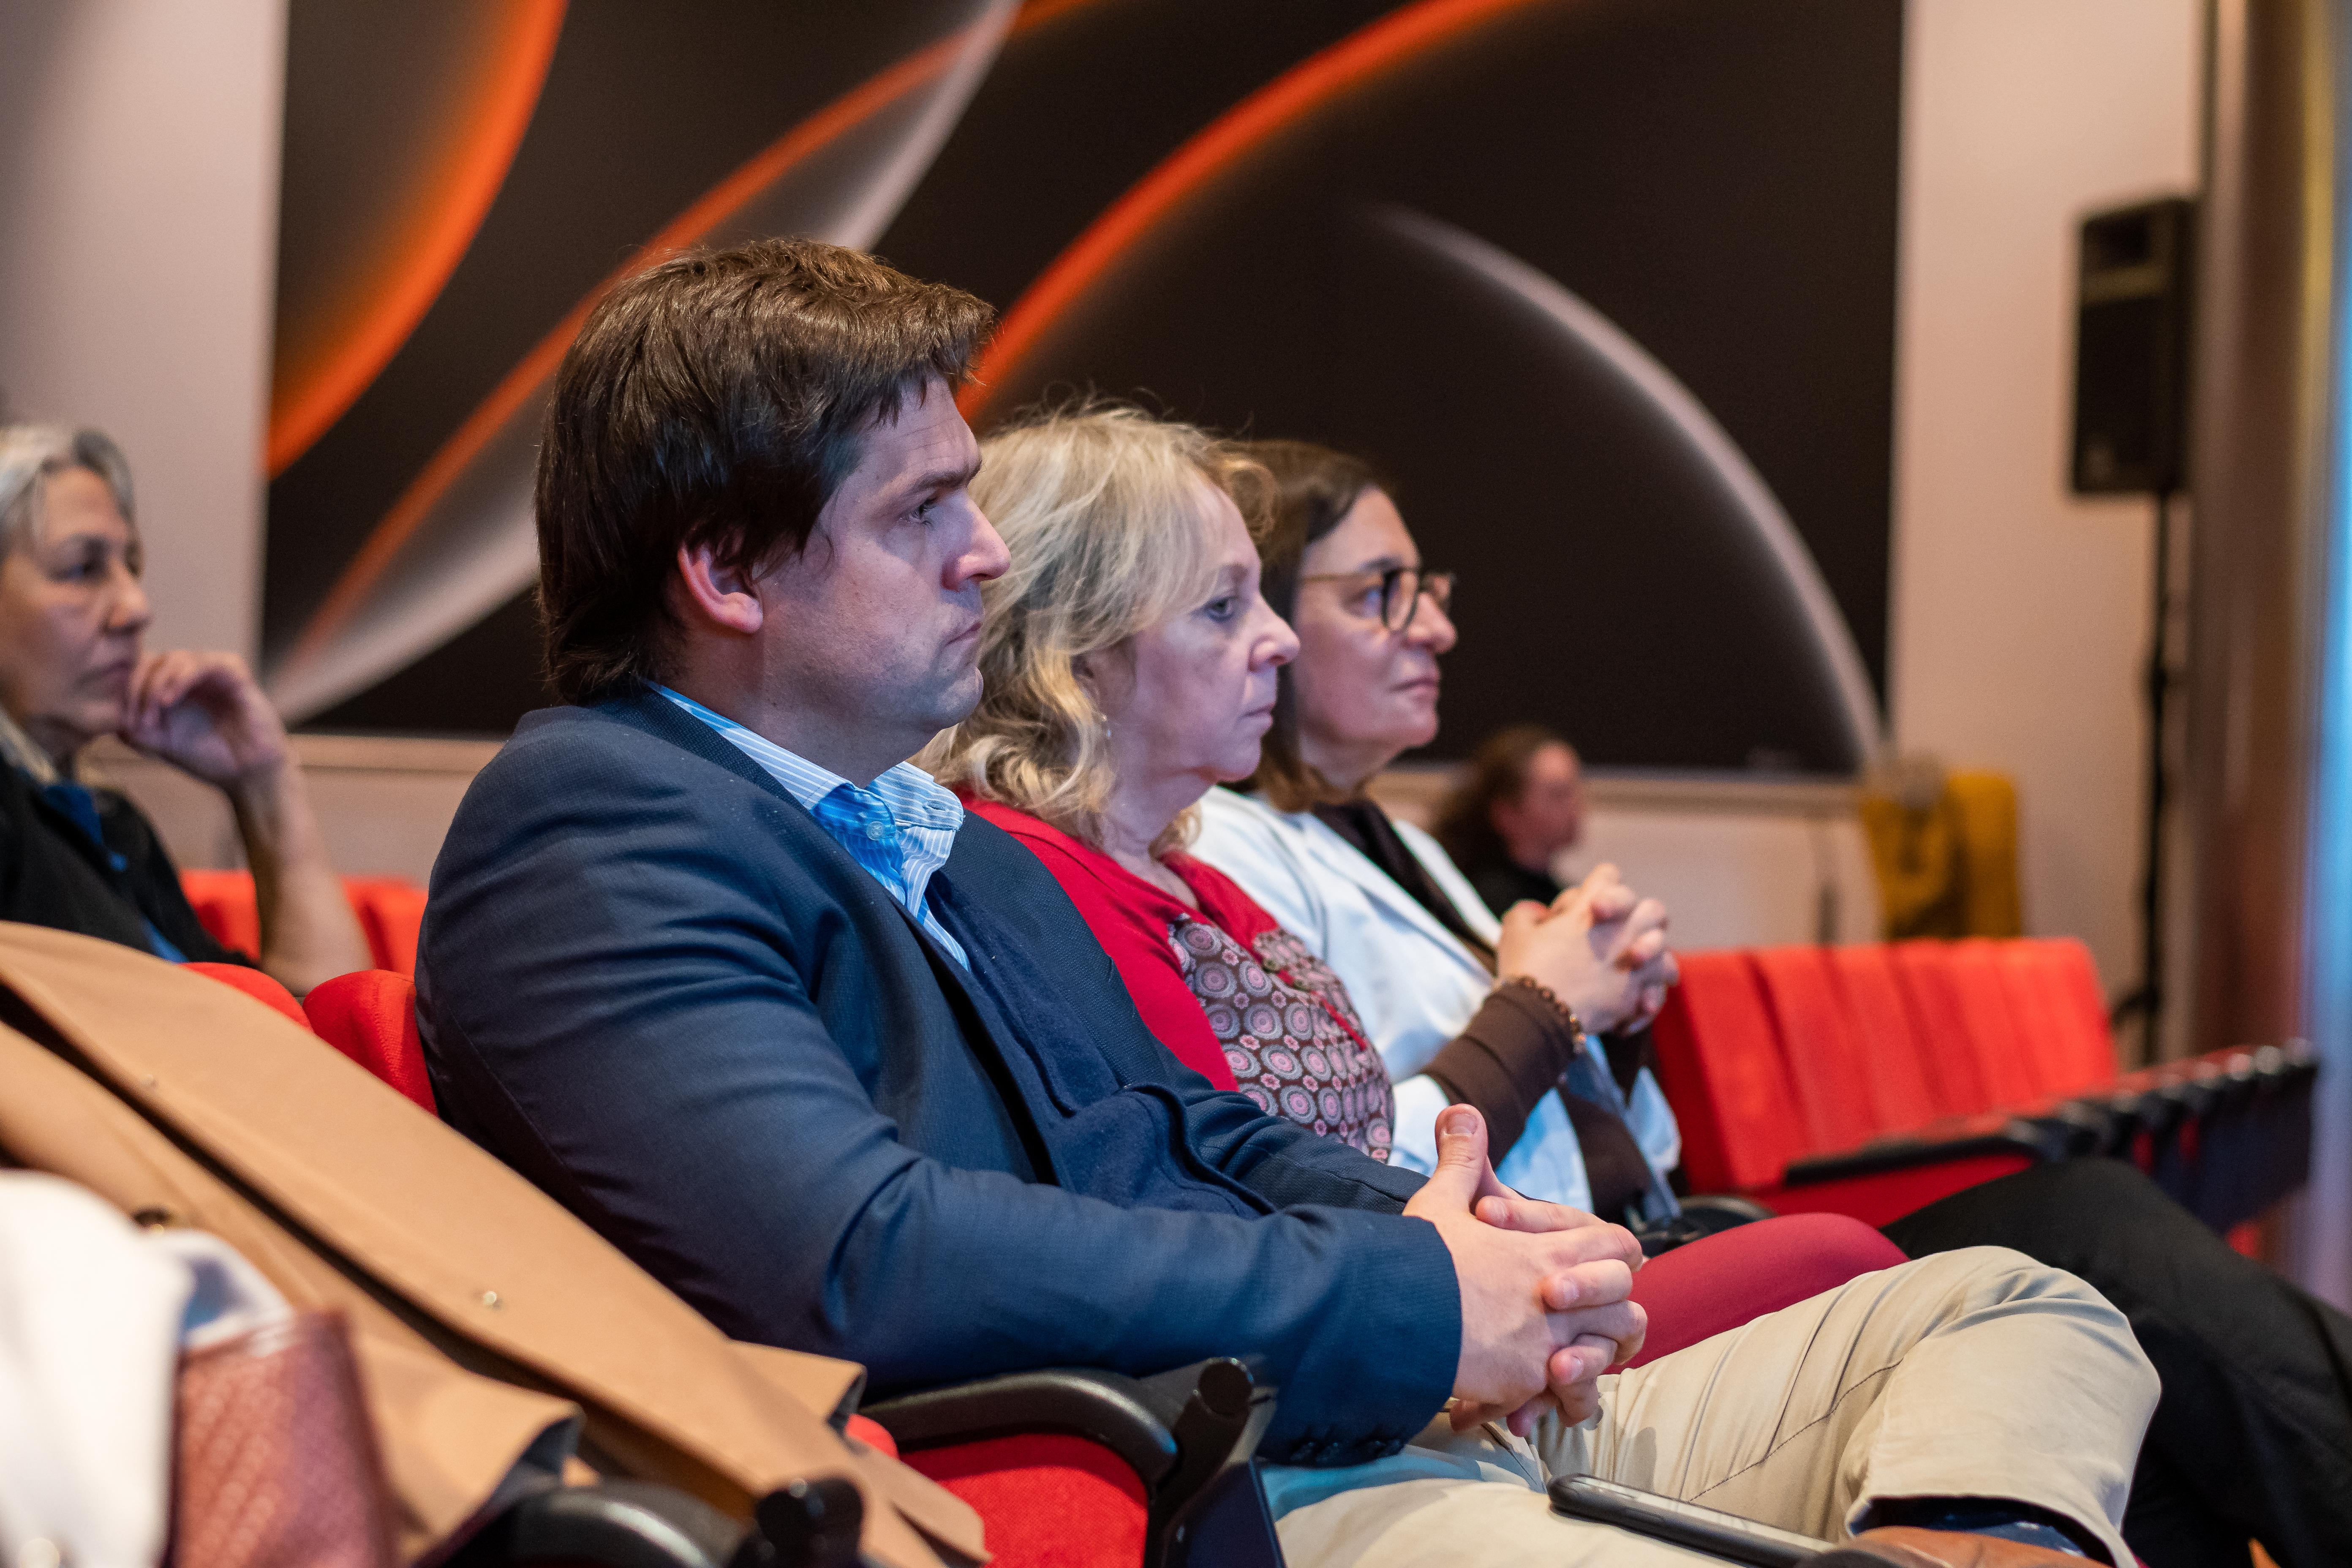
[417,689,1458,1463]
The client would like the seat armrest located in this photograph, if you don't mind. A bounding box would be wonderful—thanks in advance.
[444,1477,863,1568]
[1779,1114,2072,1187]
[864,1358,1279,1568]
[864,1365,1183,1484]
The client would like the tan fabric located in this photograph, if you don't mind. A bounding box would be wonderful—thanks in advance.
[0,923,983,1567]
[1270,1247,2156,1568]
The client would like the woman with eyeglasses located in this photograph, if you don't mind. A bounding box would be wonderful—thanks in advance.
[1189,441,1684,1224]
[924,407,1671,1187]
[1192,442,2352,1568]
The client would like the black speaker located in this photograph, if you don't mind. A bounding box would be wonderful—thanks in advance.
[2071,196,2196,494]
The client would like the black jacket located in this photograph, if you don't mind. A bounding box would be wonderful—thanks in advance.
[417,688,1459,1464]
[0,763,242,964]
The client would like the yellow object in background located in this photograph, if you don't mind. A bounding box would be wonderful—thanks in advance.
[1859,761,2022,939]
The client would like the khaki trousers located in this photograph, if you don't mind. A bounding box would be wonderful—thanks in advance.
[1266,1247,2157,1566]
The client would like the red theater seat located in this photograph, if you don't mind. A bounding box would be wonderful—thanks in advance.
[1995,938,2117,1098]
[183,961,307,1026]
[180,870,264,961]
[1747,945,1880,1153]
[177,870,428,975]
[346,876,429,975]
[1647,950,1808,1193]
[1886,941,1990,1117]
[1821,944,1944,1129]
[1945,939,2043,1106]
[1655,939,2313,1232]
[302,969,435,1112]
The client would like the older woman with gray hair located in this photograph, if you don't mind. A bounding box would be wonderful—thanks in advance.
[0,424,367,991]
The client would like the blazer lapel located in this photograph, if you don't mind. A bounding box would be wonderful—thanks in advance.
[593,689,1062,1176]
[1296,811,1492,986]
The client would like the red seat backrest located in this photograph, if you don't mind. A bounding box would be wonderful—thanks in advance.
[1945,939,2042,1106]
[180,871,262,961]
[1747,946,1880,1153]
[302,969,435,1113]
[177,871,427,976]
[1997,939,2118,1098]
[1649,951,1807,1192]
[184,961,307,1026]
[1888,942,1992,1117]
[344,877,428,976]
[1820,945,1944,1132]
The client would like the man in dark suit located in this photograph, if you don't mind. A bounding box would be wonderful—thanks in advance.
[420,239,2155,1566]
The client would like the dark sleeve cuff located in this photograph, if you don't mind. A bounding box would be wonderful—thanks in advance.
[1418,986,1581,1161]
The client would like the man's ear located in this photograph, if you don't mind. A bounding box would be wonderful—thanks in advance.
[675,542,765,636]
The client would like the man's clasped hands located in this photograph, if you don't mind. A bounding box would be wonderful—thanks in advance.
[1405,863,1677,1437]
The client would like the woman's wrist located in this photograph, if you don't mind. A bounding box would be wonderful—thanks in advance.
[1497,974,1589,1050]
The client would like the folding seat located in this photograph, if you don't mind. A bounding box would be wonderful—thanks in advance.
[1663,937,2317,1235]
[301,967,436,1111]
[1647,951,1809,1192]
[1944,939,2044,1106]
[1994,938,2120,1100]
[1820,944,1944,1131]
[344,875,429,975]
[1746,945,1881,1154]
[1886,941,1993,1116]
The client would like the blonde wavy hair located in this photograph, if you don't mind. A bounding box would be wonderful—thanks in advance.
[920,405,1264,850]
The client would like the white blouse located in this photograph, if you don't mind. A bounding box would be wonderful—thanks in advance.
[1189,787,1681,1211]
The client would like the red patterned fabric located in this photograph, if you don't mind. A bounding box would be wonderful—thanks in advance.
[1169,916,1393,1159]
[968,798,1394,1158]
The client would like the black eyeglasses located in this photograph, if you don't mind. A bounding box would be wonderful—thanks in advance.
[1298,565,1457,631]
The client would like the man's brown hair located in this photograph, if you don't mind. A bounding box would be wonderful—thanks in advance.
[534,239,995,703]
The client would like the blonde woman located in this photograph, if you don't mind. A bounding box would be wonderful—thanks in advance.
[923,406,1669,1177]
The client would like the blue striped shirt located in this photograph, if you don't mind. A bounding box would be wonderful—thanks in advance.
[657,686,969,967]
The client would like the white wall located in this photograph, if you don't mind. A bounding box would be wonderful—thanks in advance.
[1889,0,2200,1021]
[0,0,285,660]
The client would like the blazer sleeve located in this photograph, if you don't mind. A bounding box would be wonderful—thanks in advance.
[419,730,1458,1465]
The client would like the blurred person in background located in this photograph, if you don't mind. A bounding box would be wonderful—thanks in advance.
[1434,722,1587,917]
[0,425,368,992]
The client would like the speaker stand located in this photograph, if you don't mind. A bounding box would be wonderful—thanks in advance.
[2111,485,2178,1063]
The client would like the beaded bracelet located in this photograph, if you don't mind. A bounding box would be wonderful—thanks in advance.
[1500,975,1588,1052]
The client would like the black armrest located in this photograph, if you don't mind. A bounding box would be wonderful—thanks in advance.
[862,1365,1182,1484]
[1779,1113,2073,1187]
[444,1475,863,1568]
[865,1358,1282,1568]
